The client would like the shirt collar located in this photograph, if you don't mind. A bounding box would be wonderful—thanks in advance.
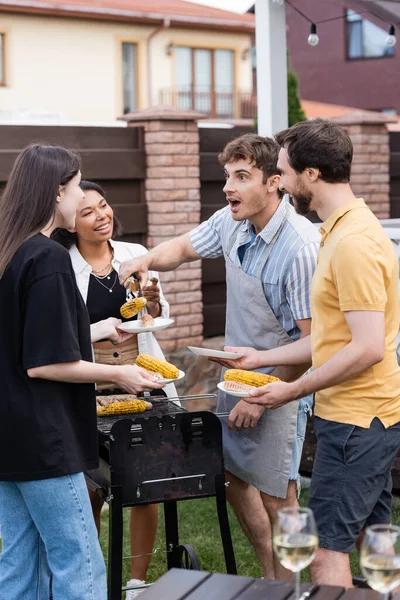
[69,239,123,274]
[319,198,367,235]
[238,199,288,244]
[69,244,90,274]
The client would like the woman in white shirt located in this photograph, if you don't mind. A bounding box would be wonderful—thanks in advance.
[53,180,176,599]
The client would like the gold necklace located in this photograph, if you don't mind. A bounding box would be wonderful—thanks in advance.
[92,265,113,279]
[92,261,112,274]
[81,247,114,275]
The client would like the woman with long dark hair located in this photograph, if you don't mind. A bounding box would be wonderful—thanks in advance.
[0,145,162,600]
[53,180,177,599]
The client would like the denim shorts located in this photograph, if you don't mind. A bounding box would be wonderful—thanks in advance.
[289,397,312,480]
[309,416,400,553]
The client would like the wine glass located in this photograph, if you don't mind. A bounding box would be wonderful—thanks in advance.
[273,507,318,600]
[360,524,400,600]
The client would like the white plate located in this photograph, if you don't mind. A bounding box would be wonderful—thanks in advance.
[188,346,244,360]
[217,381,253,398]
[159,370,185,385]
[118,318,174,333]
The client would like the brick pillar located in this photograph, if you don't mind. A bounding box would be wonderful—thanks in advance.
[120,106,206,351]
[332,111,396,219]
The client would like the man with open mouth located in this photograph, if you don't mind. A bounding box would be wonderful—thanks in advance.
[118,133,320,580]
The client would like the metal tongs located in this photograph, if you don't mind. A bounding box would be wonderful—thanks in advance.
[125,273,143,302]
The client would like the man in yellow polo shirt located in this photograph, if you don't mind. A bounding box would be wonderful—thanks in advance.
[223,118,400,586]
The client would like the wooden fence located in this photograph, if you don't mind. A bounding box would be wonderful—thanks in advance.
[199,125,253,338]
[0,125,147,244]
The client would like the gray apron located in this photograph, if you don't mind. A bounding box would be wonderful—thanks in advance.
[218,222,298,498]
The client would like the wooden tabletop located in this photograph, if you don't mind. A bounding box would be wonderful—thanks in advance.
[141,569,385,600]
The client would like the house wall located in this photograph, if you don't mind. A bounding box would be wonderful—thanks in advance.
[0,12,252,123]
[286,0,400,114]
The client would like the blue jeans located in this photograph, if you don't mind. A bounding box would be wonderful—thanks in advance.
[0,472,107,600]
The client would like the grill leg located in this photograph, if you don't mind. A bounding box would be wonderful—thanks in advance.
[164,501,181,569]
[215,473,237,575]
[107,486,124,600]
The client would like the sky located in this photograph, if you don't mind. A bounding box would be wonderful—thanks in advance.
[184,0,254,13]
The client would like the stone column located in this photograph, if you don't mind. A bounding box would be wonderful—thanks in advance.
[332,111,396,219]
[120,106,206,351]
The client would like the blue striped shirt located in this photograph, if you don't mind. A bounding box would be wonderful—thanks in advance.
[190,199,320,341]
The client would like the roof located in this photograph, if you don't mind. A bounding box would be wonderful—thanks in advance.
[0,0,255,32]
[302,99,400,130]
[301,100,367,119]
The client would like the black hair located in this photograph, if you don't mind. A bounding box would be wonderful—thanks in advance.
[51,180,122,249]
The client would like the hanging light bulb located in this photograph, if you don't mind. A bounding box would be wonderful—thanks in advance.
[308,23,319,46]
[386,24,396,48]
[272,0,284,4]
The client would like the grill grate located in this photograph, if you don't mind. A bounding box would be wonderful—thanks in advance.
[96,394,219,435]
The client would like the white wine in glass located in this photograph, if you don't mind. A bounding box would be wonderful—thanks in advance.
[360,524,400,599]
[273,507,318,600]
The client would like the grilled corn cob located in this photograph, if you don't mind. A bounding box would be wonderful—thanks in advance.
[136,354,179,379]
[97,399,152,416]
[224,369,280,388]
[120,297,147,319]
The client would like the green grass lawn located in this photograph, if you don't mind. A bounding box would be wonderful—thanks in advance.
[99,486,400,586]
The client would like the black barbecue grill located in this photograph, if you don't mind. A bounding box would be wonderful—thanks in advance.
[86,395,237,600]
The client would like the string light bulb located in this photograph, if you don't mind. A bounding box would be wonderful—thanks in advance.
[386,24,396,47]
[307,23,319,47]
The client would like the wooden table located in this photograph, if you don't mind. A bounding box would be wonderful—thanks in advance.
[141,569,393,600]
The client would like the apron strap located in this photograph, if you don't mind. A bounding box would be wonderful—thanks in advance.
[225,222,244,257]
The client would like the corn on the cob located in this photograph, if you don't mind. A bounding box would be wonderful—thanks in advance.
[120,297,147,319]
[224,369,280,388]
[97,399,152,416]
[136,354,179,379]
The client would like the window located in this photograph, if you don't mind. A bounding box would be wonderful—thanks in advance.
[175,47,234,118]
[346,10,395,59]
[122,42,137,114]
[0,34,5,85]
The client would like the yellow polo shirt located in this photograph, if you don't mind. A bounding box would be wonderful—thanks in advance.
[311,198,400,428]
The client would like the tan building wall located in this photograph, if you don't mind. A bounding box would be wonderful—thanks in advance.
[0,13,252,123]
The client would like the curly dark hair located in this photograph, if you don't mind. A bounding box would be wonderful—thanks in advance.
[218,133,283,198]
[52,180,122,249]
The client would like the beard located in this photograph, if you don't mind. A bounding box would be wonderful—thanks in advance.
[292,193,312,216]
[291,179,313,216]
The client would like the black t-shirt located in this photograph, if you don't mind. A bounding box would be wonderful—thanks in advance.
[0,234,98,481]
[86,269,138,324]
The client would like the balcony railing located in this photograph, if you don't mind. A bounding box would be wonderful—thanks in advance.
[159,88,257,120]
